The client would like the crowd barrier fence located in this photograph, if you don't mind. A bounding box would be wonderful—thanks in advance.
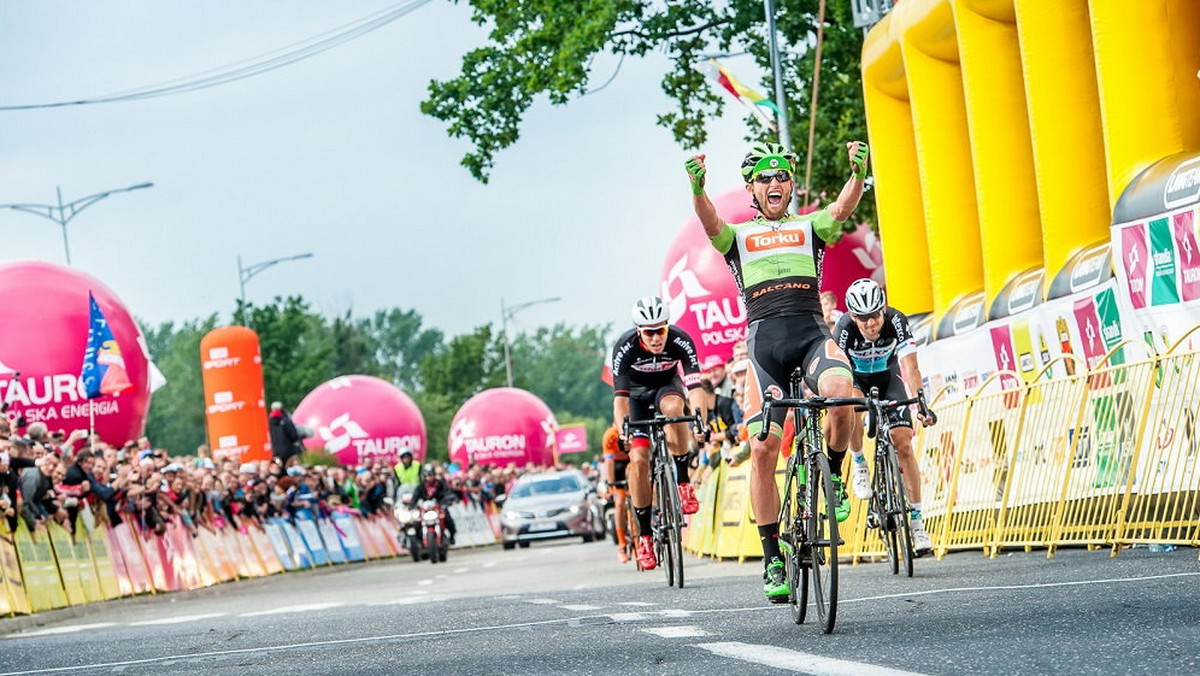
[0,497,501,616]
[686,341,1200,563]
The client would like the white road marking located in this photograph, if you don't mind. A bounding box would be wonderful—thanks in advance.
[409,590,429,595]
[435,574,448,579]
[615,601,656,607]
[839,571,1200,606]
[417,579,434,586]
[453,567,468,574]
[661,609,693,618]
[559,604,600,611]
[482,562,497,569]
[697,641,927,675]
[129,613,227,626]
[525,598,560,605]
[239,602,343,618]
[366,598,434,607]
[643,626,708,638]
[606,612,647,622]
[6,623,116,638]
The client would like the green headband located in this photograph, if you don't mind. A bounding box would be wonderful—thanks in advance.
[752,155,794,175]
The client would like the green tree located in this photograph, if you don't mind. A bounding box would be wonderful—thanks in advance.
[418,325,506,454]
[367,308,444,391]
[245,296,334,409]
[141,315,219,455]
[423,1,870,222]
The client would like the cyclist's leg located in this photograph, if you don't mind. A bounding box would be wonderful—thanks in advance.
[884,379,921,503]
[743,321,791,572]
[802,338,855,520]
[845,383,872,499]
[656,388,692,484]
[626,392,656,538]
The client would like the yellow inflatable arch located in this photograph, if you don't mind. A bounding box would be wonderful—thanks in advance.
[862,0,1200,332]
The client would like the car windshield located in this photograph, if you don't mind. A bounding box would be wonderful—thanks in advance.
[509,476,583,499]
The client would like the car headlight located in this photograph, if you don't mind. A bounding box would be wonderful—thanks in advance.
[501,511,518,523]
[569,504,582,514]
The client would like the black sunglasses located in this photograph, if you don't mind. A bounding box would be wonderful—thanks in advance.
[754,169,793,184]
[852,310,883,321]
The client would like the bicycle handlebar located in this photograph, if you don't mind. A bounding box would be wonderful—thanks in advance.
[622,414,706,443]
[755,388,937,443]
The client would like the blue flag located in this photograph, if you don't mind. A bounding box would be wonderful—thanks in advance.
[81,292,132,399]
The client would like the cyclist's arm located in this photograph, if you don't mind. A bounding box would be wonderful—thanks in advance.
[694,191,728,238]
[828,141,868,222]
[687,388,708,428]
[604,456,616,485]
[613,395,631,432]
[900,353,924,401]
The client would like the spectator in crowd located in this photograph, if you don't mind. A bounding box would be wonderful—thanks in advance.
[821,290,844,333]
[18,450,65,531]
[701,355,732,399]
[269,402,304,466]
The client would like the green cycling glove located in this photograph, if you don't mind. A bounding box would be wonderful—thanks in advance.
[685,157,706,196]
[851,143,870,179]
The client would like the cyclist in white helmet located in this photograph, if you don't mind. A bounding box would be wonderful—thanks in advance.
[833,278,936,556]
[610,296,707,570]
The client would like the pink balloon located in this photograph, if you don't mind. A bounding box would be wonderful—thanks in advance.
[448,388,558,468]
[820,223,885,312]
[660,189,755,367]
[294,375,427,466]
[0,261,151,446]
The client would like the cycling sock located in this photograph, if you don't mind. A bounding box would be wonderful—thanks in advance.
[758,523,782,562]
[673,454,691,484]
[910,502,923,519]
[634,506,653,535]
[828,447,847,476]
[851,451,867,464]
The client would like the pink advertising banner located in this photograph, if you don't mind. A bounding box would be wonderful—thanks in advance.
[555,425,589,454]
[1173,210,1200,301]
[1120,224,1149,310]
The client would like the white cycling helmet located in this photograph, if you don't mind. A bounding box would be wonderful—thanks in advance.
[631,296,669,327]
[845,278,885,316]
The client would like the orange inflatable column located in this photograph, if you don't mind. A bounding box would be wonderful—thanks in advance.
[200,326,271,464]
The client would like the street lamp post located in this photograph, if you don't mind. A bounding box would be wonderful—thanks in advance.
[238,252,314,327]
[501,296,561,388]
[0,182,154,264]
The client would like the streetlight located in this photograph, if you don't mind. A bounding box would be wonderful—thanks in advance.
[501,296,561,388]
[238,252,314,327]
[0,182,154,264]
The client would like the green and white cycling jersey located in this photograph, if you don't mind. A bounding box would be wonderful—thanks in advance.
[709,209,841,323]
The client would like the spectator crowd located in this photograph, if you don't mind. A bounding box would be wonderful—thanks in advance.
[0,414,599,542]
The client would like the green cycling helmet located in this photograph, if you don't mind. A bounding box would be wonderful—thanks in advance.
[740,142,798,183]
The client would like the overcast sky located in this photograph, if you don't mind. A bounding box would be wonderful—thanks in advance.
[0,1,762,341]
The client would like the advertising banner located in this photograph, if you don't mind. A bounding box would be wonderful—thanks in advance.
[554,425,589,454]
[295,375,427,466]
[200,326,270,464]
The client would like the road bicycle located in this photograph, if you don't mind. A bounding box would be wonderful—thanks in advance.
[758,369,868,634]
[624,413,703,589]
[859,386,936,577]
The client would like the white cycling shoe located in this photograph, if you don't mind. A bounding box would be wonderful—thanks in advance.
[851,462,873,500]
[911,519,934,556]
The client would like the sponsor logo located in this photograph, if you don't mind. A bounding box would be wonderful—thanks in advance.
[746,229,805,252]
[1007,271,1043,315]
[1069,246,1110,292]
[216,435,251,458]
[207,390,246,414]
[1,373,87,407]
[750,281,812,300]
[953,297,984,334]
[765,384,784,400]
[661,254,713,323]
[318,413,369,454]
[1164,157,1200,210]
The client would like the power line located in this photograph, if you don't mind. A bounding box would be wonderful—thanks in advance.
[0,0,434,111]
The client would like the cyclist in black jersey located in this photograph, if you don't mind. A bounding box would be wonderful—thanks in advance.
[834,278,936,555]
[685,140,869,602]
[610,296,708,571]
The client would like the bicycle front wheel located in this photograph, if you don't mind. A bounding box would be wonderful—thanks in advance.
[886,446,915,578]
[871,459,899,576]
[655,465,676,588]
[779,456,806,625]
[809,453,839,634]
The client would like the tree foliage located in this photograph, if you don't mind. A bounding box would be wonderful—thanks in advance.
[140,298,613,463]
[423,0,871,221]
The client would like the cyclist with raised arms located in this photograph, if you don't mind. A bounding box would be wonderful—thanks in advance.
[685,140,868,602]
[834,277,936,556]
[611,296,707,571]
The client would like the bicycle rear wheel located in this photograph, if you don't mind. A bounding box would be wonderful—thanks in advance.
[886,446,915,578]
[808,453,839,634]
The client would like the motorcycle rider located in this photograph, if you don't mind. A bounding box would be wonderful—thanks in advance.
[408,466,457,543]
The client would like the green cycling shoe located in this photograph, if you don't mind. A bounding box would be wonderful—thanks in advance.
[830,475,851,523]
[763,558,790,603]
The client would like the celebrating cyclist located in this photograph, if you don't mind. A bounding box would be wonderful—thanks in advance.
[685,140,868,602]
[834,277,936,556]
[602,426,633,563]
[611,296,707,571]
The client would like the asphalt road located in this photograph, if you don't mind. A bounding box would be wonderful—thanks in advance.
[1,538,1197,675]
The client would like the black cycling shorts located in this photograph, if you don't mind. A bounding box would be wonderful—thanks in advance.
[745,314,853,436]
[611,459,629,488]
[627,379,687,440]
[855,372,913,430]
